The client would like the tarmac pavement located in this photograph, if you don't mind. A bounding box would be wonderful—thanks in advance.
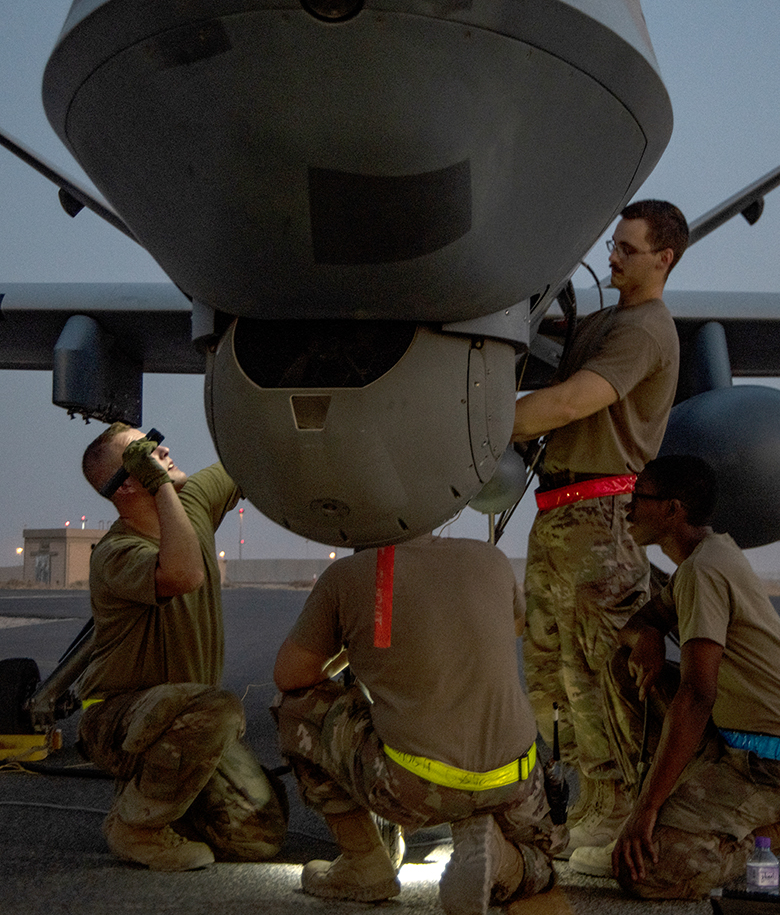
[0,588,722,915]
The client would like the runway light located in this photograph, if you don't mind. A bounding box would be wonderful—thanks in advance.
[329,551,336,560]
[65,520,70,527]
[15,547,23,556]
[219,551,226,559]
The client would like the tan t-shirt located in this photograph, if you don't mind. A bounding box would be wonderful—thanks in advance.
[543,299,679,475]
[662,532,780,736]
[79,464,240,699]
[288,534,536,772]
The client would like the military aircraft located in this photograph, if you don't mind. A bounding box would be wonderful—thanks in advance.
[3,0,780,554]
[1,12,780,896]
[1,4,779,551]
[2,0,678,552]
[3,0,780,558]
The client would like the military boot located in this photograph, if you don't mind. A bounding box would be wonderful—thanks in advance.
[569,838,617,877]
[301,809,401,902]
[439,813,525,915]
[103,811,215,871]
[560,779,633,859]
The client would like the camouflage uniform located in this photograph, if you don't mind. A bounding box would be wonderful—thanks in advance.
[272,679,567,899]
[77,463,288,861]
[79,683,287,860]
[523,494,649,776]
[602,647,780,899]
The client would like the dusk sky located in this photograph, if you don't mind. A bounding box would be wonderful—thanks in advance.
[1,1,780,573]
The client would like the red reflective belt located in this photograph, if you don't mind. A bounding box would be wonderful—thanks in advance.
[535,474,636,511]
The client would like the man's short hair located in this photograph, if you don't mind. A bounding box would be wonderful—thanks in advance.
[642,454,718,526]
[620,199,689,274]
[82,422,134,496]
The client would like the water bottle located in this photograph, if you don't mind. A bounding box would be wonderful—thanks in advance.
[746,836,779,893]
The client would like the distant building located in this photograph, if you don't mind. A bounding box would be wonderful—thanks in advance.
[1,534,527,589]
[21,528,107,589]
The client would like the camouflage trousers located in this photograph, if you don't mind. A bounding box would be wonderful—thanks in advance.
[272,679,567,898]
[523,495,649,778]
[78,683,288,861]
[603,647,780,899]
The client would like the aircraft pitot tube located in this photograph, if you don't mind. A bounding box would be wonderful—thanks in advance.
[42,0,672,546]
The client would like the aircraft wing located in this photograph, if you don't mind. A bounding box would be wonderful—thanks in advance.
[0,283,199,373]
[572,287,780,378]
[0,130,136,244]
[0,282,201,426]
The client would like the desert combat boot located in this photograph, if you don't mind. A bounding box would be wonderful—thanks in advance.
[104,811,215,871]
[302,846,401,901]
[559,778,632,858]
[301,809,401,902]
[439,813,526,915]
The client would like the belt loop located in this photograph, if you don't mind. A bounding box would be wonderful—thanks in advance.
[520,741,536,780]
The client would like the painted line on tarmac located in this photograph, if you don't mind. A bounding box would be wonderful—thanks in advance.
[0,617,77,629]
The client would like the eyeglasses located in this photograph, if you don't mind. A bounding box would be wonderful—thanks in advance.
[606,239,663,259]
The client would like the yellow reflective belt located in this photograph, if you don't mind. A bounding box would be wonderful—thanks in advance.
[81,698,104,709]
[384,741,536,791]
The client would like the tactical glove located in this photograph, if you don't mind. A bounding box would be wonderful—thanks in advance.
[122,439,172,495]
